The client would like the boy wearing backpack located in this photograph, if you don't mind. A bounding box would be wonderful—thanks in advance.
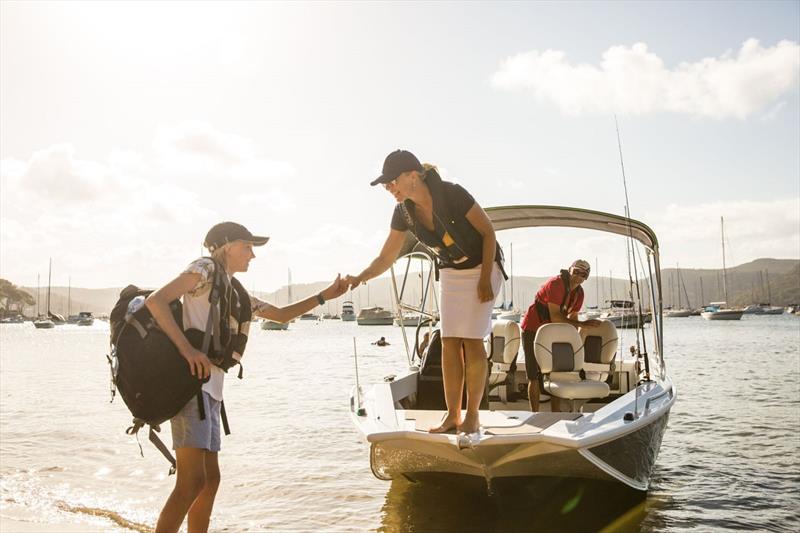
[146,221,346,533]
[520,260,602,412]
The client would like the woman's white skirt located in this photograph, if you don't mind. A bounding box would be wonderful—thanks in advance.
[439,263,503,339]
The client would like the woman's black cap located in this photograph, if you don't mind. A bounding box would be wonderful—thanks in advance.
[370,150,423,186]
[204,222,269,251]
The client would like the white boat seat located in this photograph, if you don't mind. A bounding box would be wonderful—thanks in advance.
[486,320,521,402]
[534,323,610,407]
[578,319,618,382]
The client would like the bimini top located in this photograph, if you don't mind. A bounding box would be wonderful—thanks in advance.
[486,205,659,253]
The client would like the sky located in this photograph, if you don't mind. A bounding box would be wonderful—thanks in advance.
[1,1,798,292]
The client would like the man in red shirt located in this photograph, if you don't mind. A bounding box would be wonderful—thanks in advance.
[521,259,601,411]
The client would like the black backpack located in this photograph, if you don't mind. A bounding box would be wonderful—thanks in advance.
[107,261,244,473]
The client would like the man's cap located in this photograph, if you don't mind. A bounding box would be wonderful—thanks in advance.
[570,259,591,273]
[370,149,423,186]
[204,222,269,251]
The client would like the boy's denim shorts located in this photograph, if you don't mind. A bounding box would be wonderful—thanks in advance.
[170,391,221,452]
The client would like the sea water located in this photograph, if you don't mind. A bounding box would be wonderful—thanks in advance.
[0,316,798,532]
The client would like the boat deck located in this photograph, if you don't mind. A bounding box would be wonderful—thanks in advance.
[402,409,581,435]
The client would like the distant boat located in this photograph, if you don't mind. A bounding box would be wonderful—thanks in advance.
[701,302,743,321]
[666,263,692,317]
[600,300,651,329]
[357,306,393,326]
[756,303,784,315]
[0,315,24,324]
[701,217,743,321]
[35,258,63,329]
[394,313,437,327]
[261,319,289,330]
[299,313,320,321]
[341,301,356,322]
[498,309,521,322]
[76,311,94,326]
[665,308,693,318]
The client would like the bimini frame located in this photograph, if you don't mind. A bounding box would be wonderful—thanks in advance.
[485,205,665,378]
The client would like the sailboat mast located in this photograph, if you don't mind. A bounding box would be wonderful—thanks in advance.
[721,217,729,303]
[47,258,52,315]
[36,273,40,317]
[68,277,71,318]
[766,269,772,303]
[288,269,293,303]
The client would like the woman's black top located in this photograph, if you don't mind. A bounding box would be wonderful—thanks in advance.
[389,170,503,272]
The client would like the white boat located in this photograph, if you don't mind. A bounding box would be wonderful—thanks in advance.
[261,319,289,330]
[357,306,394,326]
[756,303,785,315]
[394,314,426,327]
[351,205,675,491]
[701,302,744,321]
[600,300,651,329]
[665,308,693,318]
[701,217,743,321]
[76,311,94,326]
[36,259,64,328]
[498,309,521,322]
[341,301,356,322]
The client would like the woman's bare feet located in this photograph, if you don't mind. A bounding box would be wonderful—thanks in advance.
[460,412,480,435]
[429,415,460,433]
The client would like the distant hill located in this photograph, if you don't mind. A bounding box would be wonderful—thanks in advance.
[661,258,800,308]
[15,257,800,317]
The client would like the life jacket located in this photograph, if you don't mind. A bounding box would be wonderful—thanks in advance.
[399,169,507,279]
[535,270,583,323]
[107,259,251,473]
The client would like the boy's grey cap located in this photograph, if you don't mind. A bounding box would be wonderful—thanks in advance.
[204,222,269,251]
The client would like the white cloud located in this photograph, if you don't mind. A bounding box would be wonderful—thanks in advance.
[0,123,296,287]
[646,198,800,268]
[153,122,295,184]
[491,39,800,119]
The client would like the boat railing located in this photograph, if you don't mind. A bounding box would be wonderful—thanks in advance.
[644,381,674,414]
[390,251,439,365]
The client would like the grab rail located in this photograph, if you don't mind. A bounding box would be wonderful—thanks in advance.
[644,383,673,413]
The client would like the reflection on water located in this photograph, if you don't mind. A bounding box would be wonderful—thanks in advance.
[380,475,648,532]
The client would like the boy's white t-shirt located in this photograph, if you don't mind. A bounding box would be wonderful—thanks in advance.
[181,258,228,401]
[180,258,267,401]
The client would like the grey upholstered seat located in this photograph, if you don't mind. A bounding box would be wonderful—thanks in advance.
[534,323,610,411]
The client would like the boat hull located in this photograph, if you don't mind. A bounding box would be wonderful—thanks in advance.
[261,320,289,330]
[665,310,692,318]
[701,310,743,320]
[368,410,670,491]
[358,318,395,326]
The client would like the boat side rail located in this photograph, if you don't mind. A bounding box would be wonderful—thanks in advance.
[644,381,674,415]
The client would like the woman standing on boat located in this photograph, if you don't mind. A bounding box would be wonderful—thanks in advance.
[346,150,505,434]
[148,222,346,533]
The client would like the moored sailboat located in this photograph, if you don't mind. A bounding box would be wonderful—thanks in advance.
[702,217,743,321]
